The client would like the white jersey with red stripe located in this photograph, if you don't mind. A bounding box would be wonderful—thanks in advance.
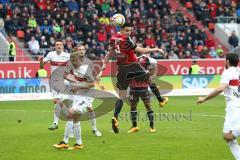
[64,58,95,108]
[220,66,240,108]
[43,51,70,73]
[65,57,95,84]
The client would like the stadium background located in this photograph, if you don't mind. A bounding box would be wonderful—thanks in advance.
[0,0,239,160]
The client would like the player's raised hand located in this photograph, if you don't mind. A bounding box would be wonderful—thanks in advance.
[38,56,44,62]
[100,65,105,72]
[196,97,206,104]
[96,70,103,81]
[96,81,105,91]
[158,48,165,55]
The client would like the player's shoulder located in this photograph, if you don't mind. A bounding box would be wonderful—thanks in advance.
[62,52,70,57]
[225,67,238,72]
[149,57,157,63]
[83,56,91,61]
[46,51,56,56]
[110,32,124,40]
[83,57,93,63]
[222,67,239,76]
[111,32,120,37]
[139,55,157,64]
[222,68,230,75]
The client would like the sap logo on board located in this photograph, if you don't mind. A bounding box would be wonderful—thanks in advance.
[182,75,214,89]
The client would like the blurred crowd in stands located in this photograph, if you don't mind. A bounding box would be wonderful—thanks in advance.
[181,0,240,24]
[0,0,239,60]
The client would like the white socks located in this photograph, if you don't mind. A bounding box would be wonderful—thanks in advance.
[73,122,82,145]
[228,139,240,160]
[63,121,82,145]
[88,111,97,131]
[63,121,73,144]
[53,104,61,125]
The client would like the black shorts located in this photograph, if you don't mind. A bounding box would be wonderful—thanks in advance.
[129,87,150,106]
[116,63,149,90]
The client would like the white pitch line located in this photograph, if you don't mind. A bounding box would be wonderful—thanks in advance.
[0,109,225,118]
[192,114,224,118]
[0,109,52,113]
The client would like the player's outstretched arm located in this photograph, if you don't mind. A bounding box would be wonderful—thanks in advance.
[63,72,78,83]
[39,58,46,67]
[196,83,228,104]
[39,52,51,67]
[70,82,95,93]
[95,59,106,81]
[135,46,165,55]
[100,46,113,72]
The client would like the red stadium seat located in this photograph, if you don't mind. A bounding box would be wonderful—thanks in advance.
[17,30,24,39]
[185,2,193,9]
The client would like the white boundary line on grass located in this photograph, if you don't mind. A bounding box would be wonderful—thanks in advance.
[0,89,219,101]
[0,109,225,118]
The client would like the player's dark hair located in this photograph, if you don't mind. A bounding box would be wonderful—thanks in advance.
[122,22,131,28]
[226,53,239,67]
[72,44,85,53]
[55,39,63,43]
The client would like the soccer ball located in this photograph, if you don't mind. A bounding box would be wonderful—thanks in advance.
[112,13,125,26]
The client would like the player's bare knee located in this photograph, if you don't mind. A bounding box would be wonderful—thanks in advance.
[143,102,151,110]
[58,101,64,108]
[67,109,74,120]
[223,132,235,142]
[118,90,127,100]
[119,95,127,100]
[148,80,154,84]
[73,118,79,123]
[73,114,80,122]
[53,99,58,104]
[145,104,151,110]
[131,106,137,111]
[67,113,73,120]
[73,120,79,123]
[87,107,93,112]
[146,107,152,112]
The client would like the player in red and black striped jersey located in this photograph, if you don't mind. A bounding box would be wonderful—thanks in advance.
[128,55,169,133]
[128,78,156,133]
[100,22,166,133]
[138,55,168,106]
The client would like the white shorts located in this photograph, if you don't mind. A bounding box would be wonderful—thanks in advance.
[69,95,94,114]
[52,90,64,99]
[223,106,240,133]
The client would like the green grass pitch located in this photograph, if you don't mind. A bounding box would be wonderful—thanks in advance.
[0,96,235,160]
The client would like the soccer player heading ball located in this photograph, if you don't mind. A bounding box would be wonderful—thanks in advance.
[101,22,168,133]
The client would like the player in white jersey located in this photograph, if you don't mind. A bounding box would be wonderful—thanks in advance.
[197,53,240,160]
[53,45,102,150]
[64,45,102,137]
[40,40,70,130]
[43,43,101,137]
